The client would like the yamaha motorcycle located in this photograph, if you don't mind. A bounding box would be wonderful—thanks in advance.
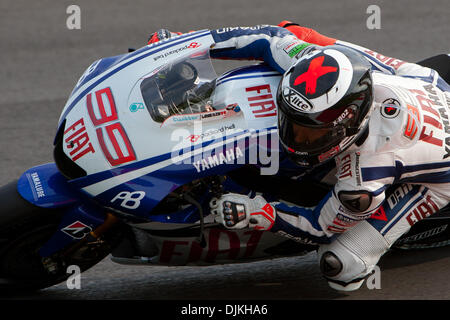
[1,30,450,291]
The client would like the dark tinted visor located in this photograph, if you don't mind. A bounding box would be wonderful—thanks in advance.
[278,111,346,155]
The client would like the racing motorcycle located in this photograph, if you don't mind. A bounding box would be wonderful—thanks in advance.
[1,30,450,291]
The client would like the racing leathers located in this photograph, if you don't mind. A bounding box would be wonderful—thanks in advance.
[150,22,450,290]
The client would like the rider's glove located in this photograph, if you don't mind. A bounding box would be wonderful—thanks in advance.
[147,29,182,44]
[210,193,276,231]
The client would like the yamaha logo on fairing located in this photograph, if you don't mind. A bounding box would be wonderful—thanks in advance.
[282,87,313,112]
[192,146,244,173]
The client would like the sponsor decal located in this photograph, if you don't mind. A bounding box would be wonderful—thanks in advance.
[282,40,299,53]
[370,206,387,221]
[215,25,269,34]
[64,118,95,162]
[333,106,354,126]
[386,184,414,209]
[355,152,362,186]
[421,84,450,158]
[404,85,446,149]
[282,87,313,112]
[396,224,448,244]
[129,102,145,112]
[283,41,312,58]
[226,103,241,113]
[187,42,200,48]
[245,85,277,118]
[380,98,401,118]
[318,145,340,163]
[363,49,406,70]
[187,124,236,143]
[288,43,312,58]
[200,110,226,119]
[163,108,238,127]
[405,195,439,226]
[61,221,92,239]
[336,213,363,223]
[192,146,244,173]
[29,172,45,198]
[276,230,316,245]
[337,206,372,221]
[328,213,359,233]
[153,42,202,61]
[111,191,146,210]
[338,154,352,179]
[403,103,420,140]
[171,125,280,176]
[158,229,265,264]
[173,114,201,122]
[187,135,200,143]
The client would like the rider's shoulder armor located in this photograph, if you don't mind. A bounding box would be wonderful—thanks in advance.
[360,72,424,154]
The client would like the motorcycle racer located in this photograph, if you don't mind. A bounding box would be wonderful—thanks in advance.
[149,22,450,291]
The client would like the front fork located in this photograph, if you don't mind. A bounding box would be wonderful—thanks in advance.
[41,212,119,274]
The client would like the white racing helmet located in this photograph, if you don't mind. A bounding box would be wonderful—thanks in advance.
[277,45,374,167]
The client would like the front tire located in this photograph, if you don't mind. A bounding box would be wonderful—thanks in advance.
[0,180,114,292]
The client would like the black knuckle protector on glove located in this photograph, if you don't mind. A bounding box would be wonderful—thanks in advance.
[222,201,246,227]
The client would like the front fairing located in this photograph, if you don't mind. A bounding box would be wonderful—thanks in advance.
[53,31,246,219]
[56,30,216,175]
[53,30,308,222]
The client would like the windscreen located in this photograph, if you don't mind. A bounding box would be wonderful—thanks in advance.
[141,51,221,123]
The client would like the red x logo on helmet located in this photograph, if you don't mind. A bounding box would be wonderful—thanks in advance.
[294,56,338,95]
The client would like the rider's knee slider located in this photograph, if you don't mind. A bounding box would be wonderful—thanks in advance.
[318,221,389,290]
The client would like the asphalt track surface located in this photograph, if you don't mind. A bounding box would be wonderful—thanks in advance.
[1,0,450,303]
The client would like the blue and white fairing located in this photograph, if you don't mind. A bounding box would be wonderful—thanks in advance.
[31,30,287,223]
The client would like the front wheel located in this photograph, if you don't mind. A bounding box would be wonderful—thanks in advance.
[0,180,116,292]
